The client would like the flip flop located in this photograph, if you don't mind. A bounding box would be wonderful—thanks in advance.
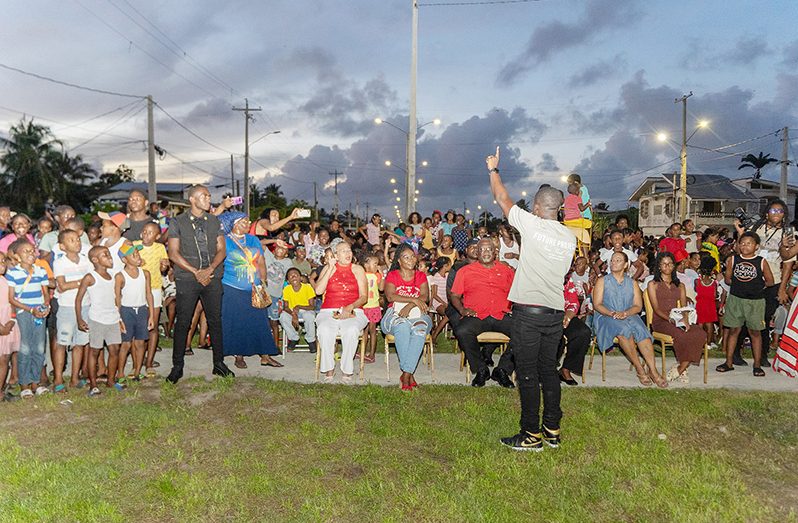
[261,360,284,368]
[54,384,67,394]
[715,363,734,373]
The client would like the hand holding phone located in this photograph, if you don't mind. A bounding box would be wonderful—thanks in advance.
[231,196,243,205]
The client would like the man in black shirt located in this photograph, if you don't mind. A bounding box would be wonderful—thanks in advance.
[123,189,158,241]
[166,185,233,383]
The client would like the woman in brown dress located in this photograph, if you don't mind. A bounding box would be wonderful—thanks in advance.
[646,252,705,383]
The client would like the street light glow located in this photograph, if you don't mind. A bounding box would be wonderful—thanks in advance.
[384,160,392,167]
[521,191,527,197]
[421,160,428,167]
[698,120,709,128]
[374,118,383,124]
[390,178,396,184]
[418,179,423,184]
[393,189,398,194]
[396,197,401,201]
[657,132,668,142]
[560,175,569,182]
[432,118,441,126]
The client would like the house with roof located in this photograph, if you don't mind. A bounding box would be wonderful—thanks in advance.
[731,177,798,221]
[97,182,191,206]
[629,174,760,235]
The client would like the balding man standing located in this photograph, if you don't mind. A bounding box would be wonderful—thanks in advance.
[488,148,576,452]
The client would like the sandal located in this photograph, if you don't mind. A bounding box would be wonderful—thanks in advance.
[234,359,248,369]
[715,363,734,373]
[184,349,194,356]
[261,358,283,368]
[753,367,766,377]
[364,354,376,364]
[54,384,67,394]
[97,374,108,384]
[649,373,668,389]
[20,389,34,399]
[636,372,652,386]
[146,369,157,379]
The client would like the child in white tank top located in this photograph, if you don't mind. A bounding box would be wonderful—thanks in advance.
[115,243,154,382]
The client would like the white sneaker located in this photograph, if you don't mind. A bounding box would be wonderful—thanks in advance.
[35,386,49,396]
[666,366,680,382]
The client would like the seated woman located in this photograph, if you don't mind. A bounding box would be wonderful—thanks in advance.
[314,240,368,383]
[593,251,667,388]
[381,244,433,391]
[646,252,706,383]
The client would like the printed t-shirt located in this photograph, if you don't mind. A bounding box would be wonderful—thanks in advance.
[139,243,168,289]
[384,270,427,305]
[508,205,575,310]
[365,271,383,308]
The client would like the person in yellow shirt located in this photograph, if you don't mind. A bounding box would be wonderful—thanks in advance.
[280,267,317,352]
[138,223,169,377]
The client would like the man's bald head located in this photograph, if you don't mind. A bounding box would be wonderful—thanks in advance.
[533,186,564,218]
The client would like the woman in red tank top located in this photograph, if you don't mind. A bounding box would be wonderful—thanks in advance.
[313,241,368,382]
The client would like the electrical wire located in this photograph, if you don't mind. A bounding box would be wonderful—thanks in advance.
[153,102,233,154]
[419,0,539,5]
[0,62,143,98]
[72,101,146,150]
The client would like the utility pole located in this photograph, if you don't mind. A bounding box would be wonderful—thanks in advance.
[406,0,419,218]
[329,170,342,218]
[348,202,352,229]
[365,202,370,223]
[229,155,235,195]
[355,194,360,229]
[232,98,261,217]
[780,127,789,201]
[236,180,240,200]
[146,95,156,204]
[676,92,692,222]
[313,181,318,220]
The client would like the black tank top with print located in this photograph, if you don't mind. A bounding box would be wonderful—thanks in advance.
[730,255,765,300]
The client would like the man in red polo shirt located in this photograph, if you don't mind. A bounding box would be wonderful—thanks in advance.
[451,238,516,387]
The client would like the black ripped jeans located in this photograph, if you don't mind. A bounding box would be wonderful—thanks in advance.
[512,306,564,433]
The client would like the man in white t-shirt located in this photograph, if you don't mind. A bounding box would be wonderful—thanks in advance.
[487,147,576,452]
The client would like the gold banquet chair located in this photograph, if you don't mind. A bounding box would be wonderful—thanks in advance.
[314,334,368,382]
[457,331,510,383]
[383,334,435,382]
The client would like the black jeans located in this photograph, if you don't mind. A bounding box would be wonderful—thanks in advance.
[453,314,514,374]
[513,306,563,432]
[559,317,590,375]
[172,277,224,371]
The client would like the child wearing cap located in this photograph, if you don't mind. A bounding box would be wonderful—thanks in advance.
[115,242,154,382]
[76,245,124,396]
[97,211,129,275]
[138,222,168,377]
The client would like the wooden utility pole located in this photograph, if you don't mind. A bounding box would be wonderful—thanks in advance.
[230,155,235,195]
[407,0,419,217]
[329,170,342,218]
[780,127,789,201]
[675,92,693,222]
[146,95,156,203]
[232,99,261,217]
[313,181,318,220]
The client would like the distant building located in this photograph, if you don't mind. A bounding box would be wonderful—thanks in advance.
[629,174,759,236]
[731,177,798,221]
[97,182,191,206]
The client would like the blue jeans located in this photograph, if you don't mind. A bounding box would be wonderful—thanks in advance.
[381,308,432,374]
[17,310,47,386]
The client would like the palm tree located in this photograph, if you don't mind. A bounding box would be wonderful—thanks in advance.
[0,118,68,213]
[738,152,778,179]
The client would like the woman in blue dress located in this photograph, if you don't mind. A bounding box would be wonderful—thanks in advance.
[218,212,282,370]
[593,251,667,388]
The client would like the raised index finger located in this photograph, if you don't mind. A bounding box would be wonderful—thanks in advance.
[495,146,500,161]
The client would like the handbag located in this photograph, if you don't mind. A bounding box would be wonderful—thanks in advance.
[229,234,272,309]
[251,282,272,309]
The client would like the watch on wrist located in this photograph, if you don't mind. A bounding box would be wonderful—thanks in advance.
[489,168,499,174]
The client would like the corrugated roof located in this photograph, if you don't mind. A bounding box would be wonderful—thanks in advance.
[109,182,189,193]
[652,174,758,201]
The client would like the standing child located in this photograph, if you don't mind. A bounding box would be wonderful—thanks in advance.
[700,228,721,272]
[427,256,451,343]
[0,252,20,401]
[76,246,124,396]
[6,239,50,398]
[716,232,773,376]
[695,255,723,349]
[279,267,317,354]
[115,243,154,381]
[361,254,384,363]
[52,230,93,392]
[139,222,169,378]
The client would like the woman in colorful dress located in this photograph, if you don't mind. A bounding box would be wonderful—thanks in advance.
[218,212,282,370]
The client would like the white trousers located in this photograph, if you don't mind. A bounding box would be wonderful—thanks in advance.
[316,308,368,375]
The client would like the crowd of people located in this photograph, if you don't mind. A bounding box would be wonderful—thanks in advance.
[0,152,796,449]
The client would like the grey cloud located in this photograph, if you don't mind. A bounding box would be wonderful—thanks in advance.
[274,108,544,218]
[536,153,560,173]
[181,98,237,127]
[782,39,798,67]
[567,55,626,88]
[497,0,642,86]
[682,36,771,70]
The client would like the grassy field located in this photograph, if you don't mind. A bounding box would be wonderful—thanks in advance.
[1,379,797,522]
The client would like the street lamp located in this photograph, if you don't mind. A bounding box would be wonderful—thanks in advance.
[375,116,440,216]
[383,158,429,214]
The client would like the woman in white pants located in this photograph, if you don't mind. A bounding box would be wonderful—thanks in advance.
[314,241,368,383]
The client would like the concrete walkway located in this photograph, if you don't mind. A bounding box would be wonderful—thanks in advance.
[166,348,797,392]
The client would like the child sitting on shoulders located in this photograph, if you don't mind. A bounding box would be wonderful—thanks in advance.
[279,267,317,354]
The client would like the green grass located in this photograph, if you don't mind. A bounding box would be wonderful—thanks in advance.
[2,379,796,522]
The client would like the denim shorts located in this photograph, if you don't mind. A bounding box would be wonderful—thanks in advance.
[56,306,90,347]
[266,297,281,321]
[120,305,150,342]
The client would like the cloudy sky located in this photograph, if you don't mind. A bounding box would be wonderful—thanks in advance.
[2,0,797,221]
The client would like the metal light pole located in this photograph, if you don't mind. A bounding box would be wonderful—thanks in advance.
[407,0,419,218]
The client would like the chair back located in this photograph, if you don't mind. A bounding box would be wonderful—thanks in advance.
[642,286,654,329]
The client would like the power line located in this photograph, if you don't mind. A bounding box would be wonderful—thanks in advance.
[0,62,143,98]
[419,0,539,5]
[106,0,239,99]
[72,100,146,150]
[153,102,233,154]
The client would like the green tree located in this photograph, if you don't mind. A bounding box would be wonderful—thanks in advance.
[99,164,135,189]
[738,152,778,179]
[0,118,68,213]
